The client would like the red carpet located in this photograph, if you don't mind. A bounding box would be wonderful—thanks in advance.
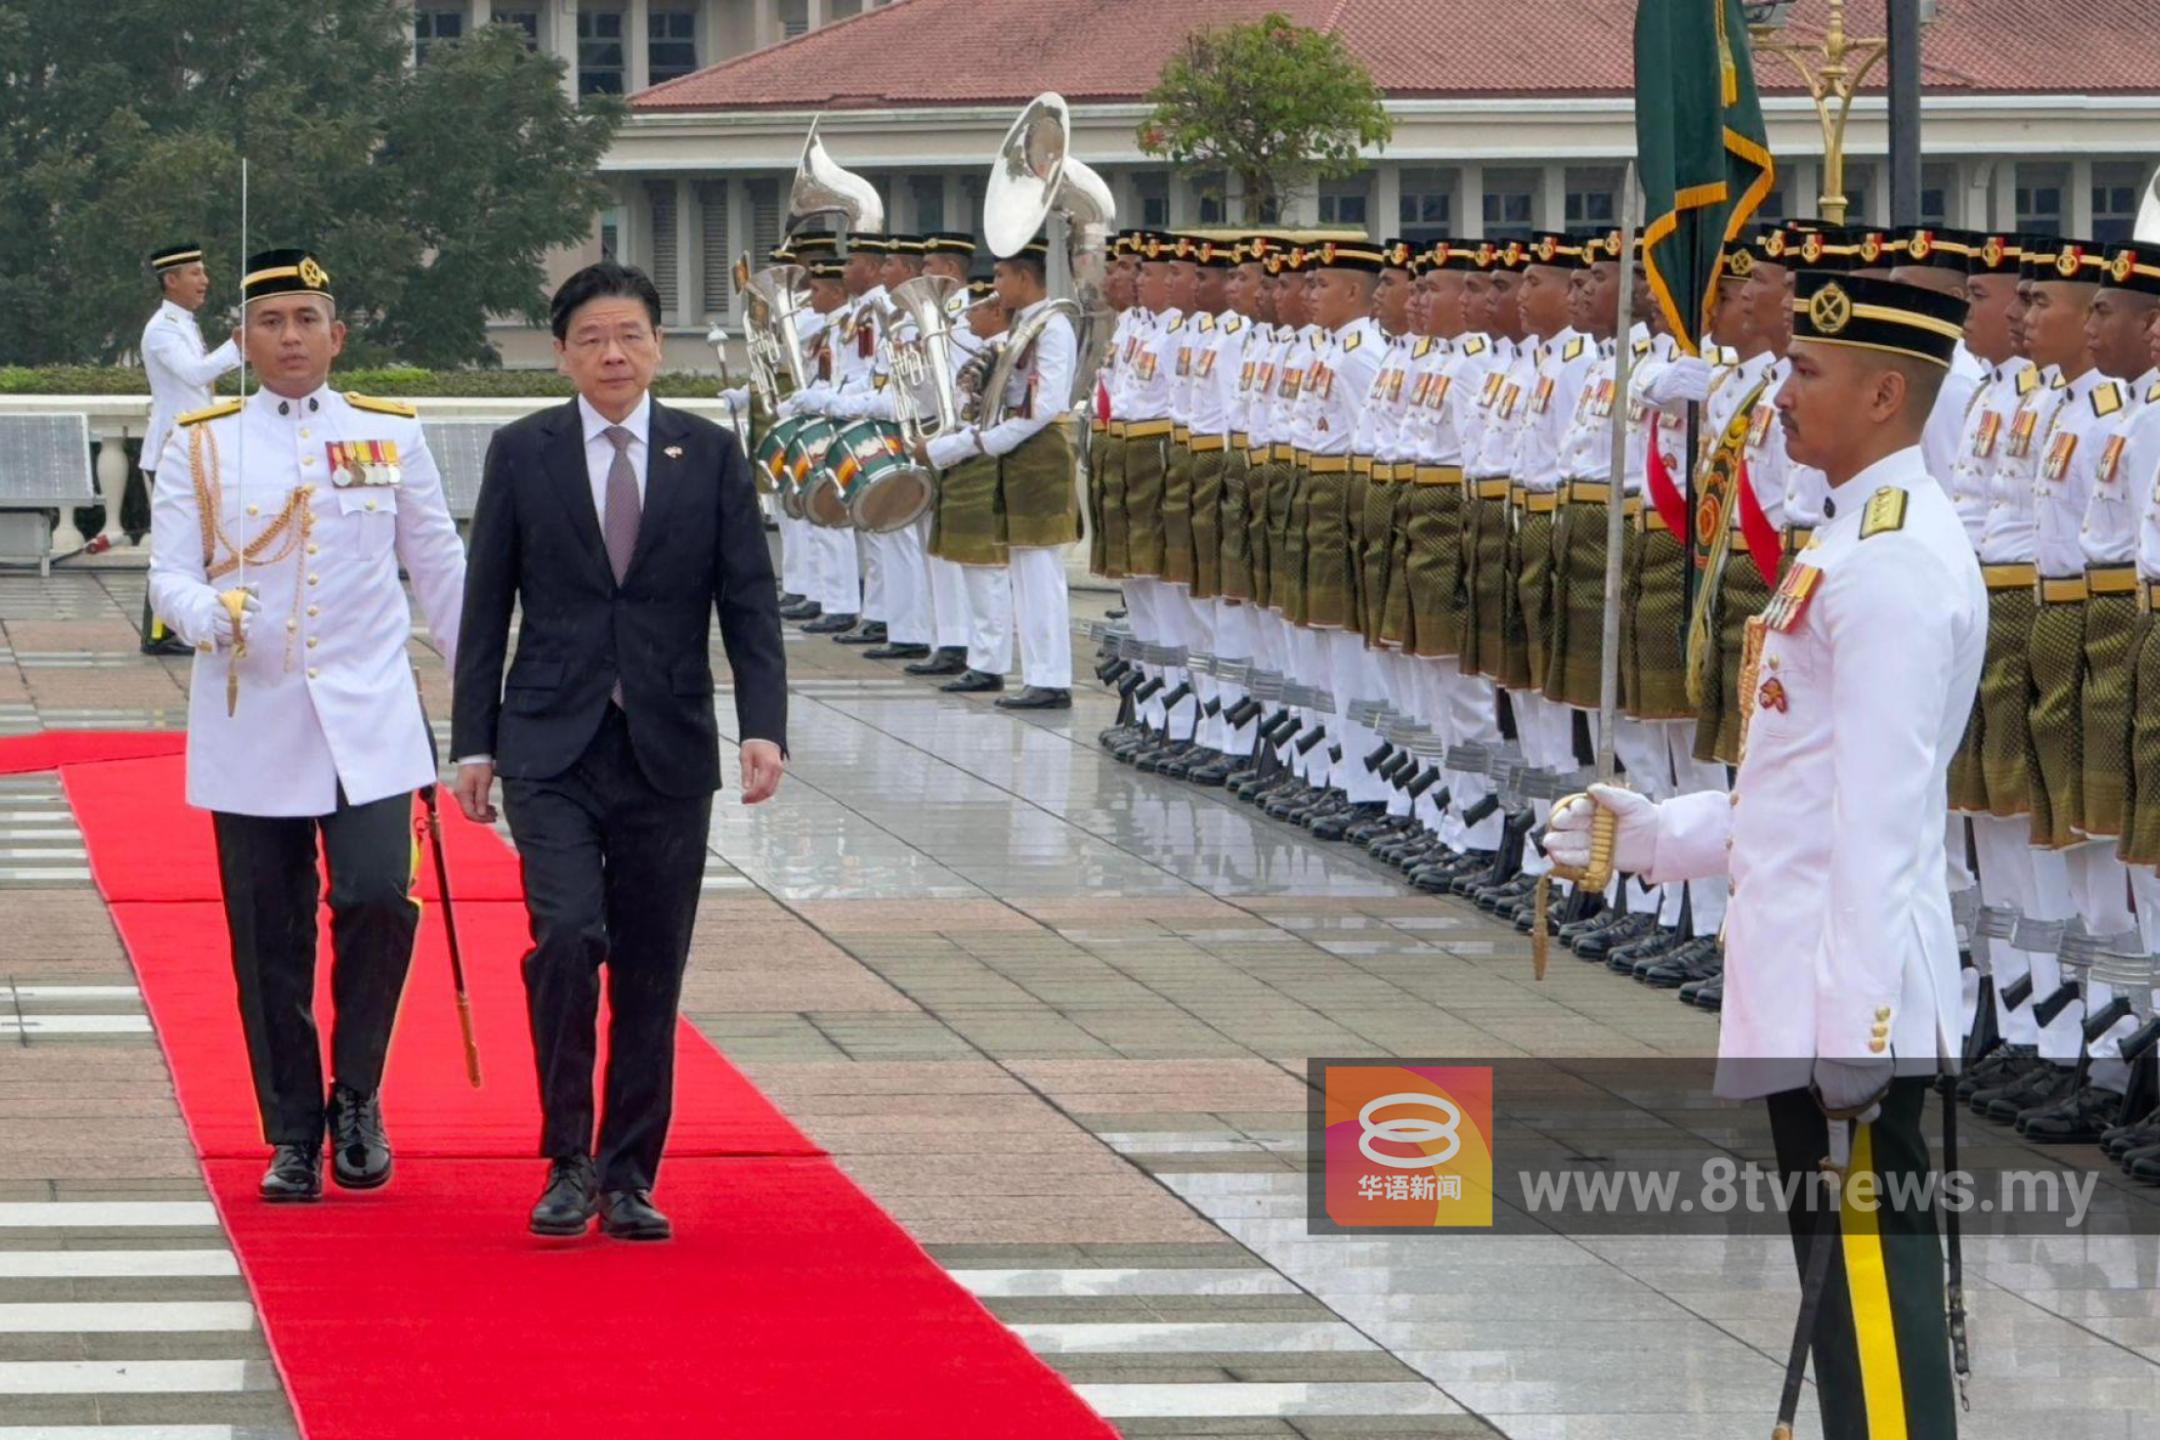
[42,734,1115,1439]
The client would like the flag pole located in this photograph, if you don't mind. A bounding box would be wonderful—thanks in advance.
[1595,161,1640,781]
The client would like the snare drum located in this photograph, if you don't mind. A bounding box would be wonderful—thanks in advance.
[824,419,936,533]
[784,417,844,528]
[757,416,808,513]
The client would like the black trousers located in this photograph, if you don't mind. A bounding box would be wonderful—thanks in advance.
[212,790,421,1146]
[503,707,712,1193]
[1767,1080,1957,1440]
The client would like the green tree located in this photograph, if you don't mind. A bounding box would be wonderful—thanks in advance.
[1137,13,1393,225]
[0,2,622,368]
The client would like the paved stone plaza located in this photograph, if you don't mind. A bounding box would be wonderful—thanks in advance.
[2,562,2158,1438]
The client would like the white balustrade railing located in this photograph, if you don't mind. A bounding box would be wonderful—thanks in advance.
[0,393,741,554]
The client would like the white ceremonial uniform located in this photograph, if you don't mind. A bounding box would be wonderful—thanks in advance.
[926,300,1079,690]
[854,303,935,648]
[1189,306,1253,755]
[1288,315,1385,799]
[1426,331,1507,851]
[1921,341,1987,498]
[1636,448,1986,1096]
[140,300,241,480]
[2121,372,2160,955]
[1117,305,1184,725]
[149,388,466,817]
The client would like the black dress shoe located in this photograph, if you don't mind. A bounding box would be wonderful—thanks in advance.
[834,621,889,646]
[529,1156,599,1237]
[865,642,932,660]
[1955,1044,2035,1102]
[942,668,1006,693]
[1980,1063,2078,1123]
[1693,975,1725,1011]
[779,600,823,621]
[598,1188,673,1241]
[142,631,193,657]
[996,686,1072,710]
[260,1143,322,1203]
[906,647,969,676]
[1311,801,1388,842]
[802,611,858,634]
[1186,758,1236,787]
[326,1082,392,1190]
[777,591,805,607]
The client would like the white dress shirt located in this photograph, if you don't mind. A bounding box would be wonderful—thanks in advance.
[140,299,241,478]
[579,392,651,522]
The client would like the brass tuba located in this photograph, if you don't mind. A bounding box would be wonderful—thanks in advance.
[739,252,811,404]
[883,274,967,439]
[787,115,886,238]
[975,92,1115,428]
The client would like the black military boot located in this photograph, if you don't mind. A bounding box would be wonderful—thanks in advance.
[260,1142,323,1203]
[326,1082,393,1190]
[2017,1083,2126,1143]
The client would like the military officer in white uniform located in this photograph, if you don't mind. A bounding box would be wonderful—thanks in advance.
[148,250,467,1203]
[1549,274,1981,1440]
[140,243,242,653]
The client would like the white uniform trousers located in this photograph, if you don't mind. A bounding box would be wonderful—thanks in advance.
[1156,584,1214,747]
[812,525,861,616]
[963,564,1014,676]
[928,552,972,652]
[1325,631,1389,803]
[1123,580,1168,729]
[1008,546,1072,690]
[1509,689,1576,878]
[778,511,811,598]
[858,530,890,625]
[882,517,934,647]
[2068,841,2138,1076]
[1968,815,2042,1046]
[1212,600,1258,758]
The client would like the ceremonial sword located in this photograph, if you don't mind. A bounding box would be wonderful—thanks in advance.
[1773,1118,1852,1440]
[1532,160,1638,978]
[419,784,484,1089]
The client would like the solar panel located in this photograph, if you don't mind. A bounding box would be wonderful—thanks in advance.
[0,415,97,507]
[421,421,499,520]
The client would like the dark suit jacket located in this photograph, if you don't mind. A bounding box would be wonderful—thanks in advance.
[451,397,787,796]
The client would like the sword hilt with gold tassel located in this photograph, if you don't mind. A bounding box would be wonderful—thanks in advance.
[218,588,251,717]
[1531,795,1619,981]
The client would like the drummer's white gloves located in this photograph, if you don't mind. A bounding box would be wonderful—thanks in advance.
[1543,783,1660,874]
[925,429,980,470]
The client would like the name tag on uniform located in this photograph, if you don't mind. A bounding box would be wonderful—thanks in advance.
[2042,430,2077,482]
[2006,406,2038,458]
[1972,410,2001,458]
[1530,376,1555,414]
[1747,404,1776,448]
[326,440,401,488]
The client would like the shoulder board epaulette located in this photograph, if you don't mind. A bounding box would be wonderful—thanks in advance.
[178,398,242,427]
[1196,312,1214,332]
[1859,486,1908,539]
[345,392,417,418]
[2092,381,2125,418]
[1632,337,1652,358]
[1169,315,1188,332]
[2147,379,2160,405]
[1463,335,1488,356]
[1563,336,1587,362]
[1223,316,1243,335]
[2016,368,2042,396]
[1413,336,1436,359]
[1342,330,1362,352]
[2049,372,2068,390]
[1719,346,1739,366]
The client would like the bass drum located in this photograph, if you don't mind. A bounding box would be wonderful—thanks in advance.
[757,416,809,517]
[784,417,844,527]
[822,419,935,534]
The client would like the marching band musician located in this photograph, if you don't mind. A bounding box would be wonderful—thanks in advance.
[920,236,1081,709]
[147,248,466,1203]
[925,280,1018,695]
[907,232,991,680]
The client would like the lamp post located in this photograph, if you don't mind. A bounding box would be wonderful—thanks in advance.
[1745,0,1935,225]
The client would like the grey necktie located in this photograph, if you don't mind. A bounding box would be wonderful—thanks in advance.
[602,425,641,583]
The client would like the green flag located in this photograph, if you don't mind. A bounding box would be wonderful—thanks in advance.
[1635,0,1776,356]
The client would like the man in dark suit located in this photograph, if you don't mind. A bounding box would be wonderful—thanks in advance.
[451,262,787,1241]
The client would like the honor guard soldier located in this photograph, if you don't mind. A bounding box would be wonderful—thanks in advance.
[146,249,467,1202]
[140,243,243,654]
[925,278,1018,694]
[1551,273,1982,1440]
[909,231,988,679]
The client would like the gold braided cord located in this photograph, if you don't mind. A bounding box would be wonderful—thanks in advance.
[187,421,315,672]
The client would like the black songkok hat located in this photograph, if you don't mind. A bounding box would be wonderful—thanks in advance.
[242,249,333,306]
[1791,272,1969,368]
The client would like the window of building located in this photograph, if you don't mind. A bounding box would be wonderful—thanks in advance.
[1919,163,1953,228]
[1396,168,1452,245]
[600,206,622,263]
[962,174,988,255]
[1194,171,1228,226]
[1564,168,1621,229]
[1318,176,1369,229]
[649,8,698,86]
[2093,162,2147,244]
[1835,162,1876,224]
[1483,170,1536,239]
[414,8,463,64]
[748,179,782,276]
[908,175,945,234]
[697,184,731,316]
[493,9,541,48]
[1755,187,1786,223]
[1133,172,1170,231]
[2015,163,2066,237]
[781,0,809,39]
[647,182,679,318]
[578,8,625,96]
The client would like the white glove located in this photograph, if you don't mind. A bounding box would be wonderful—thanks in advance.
[1812,1055,1893,1125]
[1543,782,1660,875]
[1646,355,1713,405]
[206,586,261,651]
[924,429,979,471]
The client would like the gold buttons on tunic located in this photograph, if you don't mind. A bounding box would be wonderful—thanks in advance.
[306,667,319,679]
[306,637,318,650]
[306,544,318,556]
[307,605,319,618]
[308,575,320,586]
